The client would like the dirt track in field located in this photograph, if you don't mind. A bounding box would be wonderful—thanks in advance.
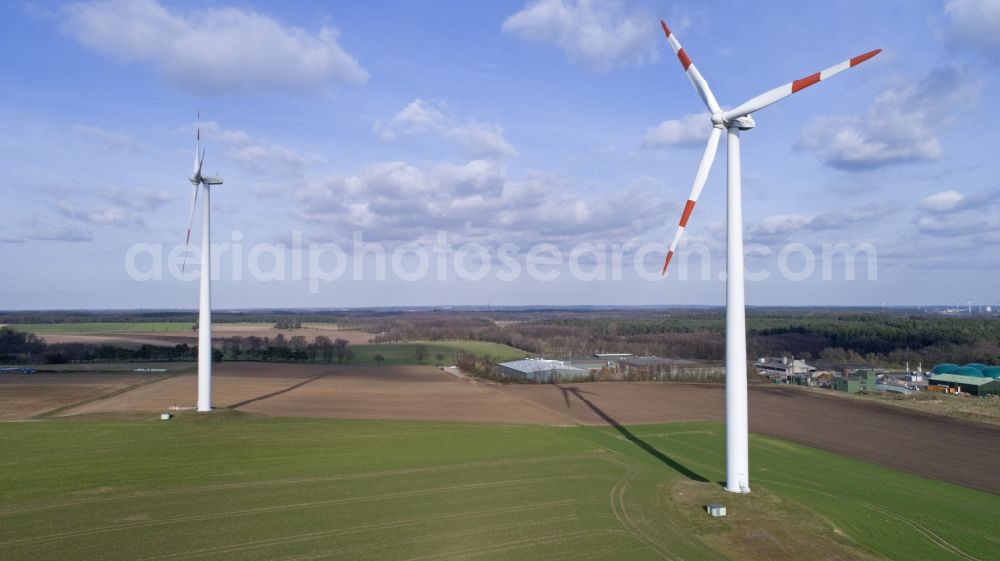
[56,363,571,425]
[7,363,999,494]
[0,373,164,420]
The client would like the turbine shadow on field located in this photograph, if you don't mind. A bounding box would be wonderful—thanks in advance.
[228,373,327,409]
[557,385,708,483]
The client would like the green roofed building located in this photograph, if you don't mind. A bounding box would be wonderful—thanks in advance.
[929,374,1000,396]
[832,371,876,393]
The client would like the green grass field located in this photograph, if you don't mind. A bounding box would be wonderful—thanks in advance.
[350,341,528,365]
[0,416,994,561]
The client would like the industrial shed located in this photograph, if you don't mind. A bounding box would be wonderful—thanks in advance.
[929,374,1000,396]
[497,359,589,383]
[832,371,876,393]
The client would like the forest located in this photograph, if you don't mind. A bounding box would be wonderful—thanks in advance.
[342,308,1000,368]
[2,308,998,368]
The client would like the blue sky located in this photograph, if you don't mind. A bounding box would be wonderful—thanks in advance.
[1,0,998,309]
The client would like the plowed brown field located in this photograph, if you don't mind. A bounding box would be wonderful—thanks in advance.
[4,362,998,494]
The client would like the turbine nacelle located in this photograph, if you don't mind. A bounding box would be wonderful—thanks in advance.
[728,115,755,131]
[711,113,755,130]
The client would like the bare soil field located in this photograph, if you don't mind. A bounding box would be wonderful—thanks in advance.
[0,373,164,420]
[510,383,1000,494]
[6,363,999,493]
[57,363,568,424]
[39,326,374,347]
[808,387,1000,427]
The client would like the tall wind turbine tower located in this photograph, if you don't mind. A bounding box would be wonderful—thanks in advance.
[183,113,223,412]
[657,19,880,493]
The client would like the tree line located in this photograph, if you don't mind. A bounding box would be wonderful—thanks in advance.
[0,327,356,365]
[341,310,1000,368]
[221,335,354,363]
[5,307,998,369]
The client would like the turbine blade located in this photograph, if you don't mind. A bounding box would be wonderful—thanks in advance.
[723,48,881,121]
[660,20,721,114]
[663,126,722,275]
[193,112,201,175]
[182,182,200,274]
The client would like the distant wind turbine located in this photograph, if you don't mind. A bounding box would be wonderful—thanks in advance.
[657,19,880,493]
[184,112,223,412]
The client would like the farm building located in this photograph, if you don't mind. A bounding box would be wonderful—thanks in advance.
[497,358,589,383]
[559,356,617,371]
[755,356,816,378]
[832,371,876,393]
[931,363,1000,379]
[618,356,725,380]
[832,377,861,393]
[928,374,1000,396]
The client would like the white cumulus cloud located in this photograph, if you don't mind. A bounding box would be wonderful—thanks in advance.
[642,114,710,148]
[374,99,447,141]
[375,99,517,159]
[797,66,978,171]
[447,123,517,159]
[60,0,368,94]
[195,120,321,174]
[502,0,658,72]
[295,160,665,244]
[919,190,965,212]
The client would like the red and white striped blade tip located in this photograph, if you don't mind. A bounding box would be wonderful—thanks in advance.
[661,252,674,276]
[851,48,882,66]
[794,48,882,93]
[659,20,692,69]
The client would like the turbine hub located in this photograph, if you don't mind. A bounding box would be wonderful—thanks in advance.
[711,112,725,126]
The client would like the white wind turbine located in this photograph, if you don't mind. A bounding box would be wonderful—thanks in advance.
[183,113,223,412]
[657,19,880,493]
